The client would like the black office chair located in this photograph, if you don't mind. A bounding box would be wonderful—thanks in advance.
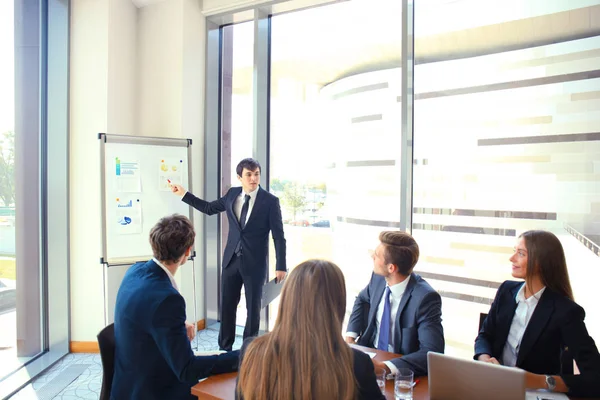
[561,346,574,375]
[478,312,488,332]
[97,323,115,400]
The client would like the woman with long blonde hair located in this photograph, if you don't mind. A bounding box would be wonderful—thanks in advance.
[237,259,385,400]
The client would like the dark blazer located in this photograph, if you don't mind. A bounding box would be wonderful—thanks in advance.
[111,260,240,400]
[236,337,385,400]
[182,186,286,278]
[475,280,600,398]
[347,273,445,376]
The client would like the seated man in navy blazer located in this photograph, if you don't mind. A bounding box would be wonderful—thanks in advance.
[345,231,444,377]
[112,214,239,400]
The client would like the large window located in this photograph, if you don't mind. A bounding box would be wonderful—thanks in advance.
[208,0,599,356]
[412,0,600,357]
[269,0,403,328]
[0,0,42,379]
[0,0,69,396]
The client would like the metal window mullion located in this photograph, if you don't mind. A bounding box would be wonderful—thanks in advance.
[46,0,71,356]
[400,0,415,233]
[253,8,271,331]
[253,9,270,186]
[203,21,222,326]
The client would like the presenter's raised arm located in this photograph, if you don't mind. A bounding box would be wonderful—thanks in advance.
[180,188,229,216]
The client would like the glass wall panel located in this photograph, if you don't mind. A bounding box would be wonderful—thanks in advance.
[0,0,43,379]
[269,0,403,329]
[220,21,255,330]
[413,0,600,358]
[0,0,68,395]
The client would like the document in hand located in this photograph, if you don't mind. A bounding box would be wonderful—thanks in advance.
[261,278,282,308]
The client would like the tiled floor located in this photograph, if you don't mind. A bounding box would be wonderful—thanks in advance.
[8,328,242,400]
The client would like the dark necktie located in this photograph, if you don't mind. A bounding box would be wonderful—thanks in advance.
[239,194,251,229]
[377,287,392,351]
[234,195,251,257]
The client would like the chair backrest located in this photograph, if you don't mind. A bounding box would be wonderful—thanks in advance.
[478,312,488,332]
[97,323,115,400]
[561,346,574,375]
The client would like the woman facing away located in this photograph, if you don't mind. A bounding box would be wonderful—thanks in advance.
[475,230,600,397]
[237,259,386,400]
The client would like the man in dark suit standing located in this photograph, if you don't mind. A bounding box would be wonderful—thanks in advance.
[112,214,239,400]
[171,158,286,351]
[345,231,444,377]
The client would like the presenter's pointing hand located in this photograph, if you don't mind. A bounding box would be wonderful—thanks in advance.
[171,184,186,197]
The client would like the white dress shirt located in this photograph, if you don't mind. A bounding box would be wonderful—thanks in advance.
[346,278,410,375]
[233,187,259,225]
[502,283,546,367]
[153,257,179,292]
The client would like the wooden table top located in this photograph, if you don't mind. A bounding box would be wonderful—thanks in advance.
[191,344,410,399]
[191,345,588,400]
[191,371,238,400]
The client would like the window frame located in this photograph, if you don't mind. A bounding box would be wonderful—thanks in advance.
[0,0,70,396]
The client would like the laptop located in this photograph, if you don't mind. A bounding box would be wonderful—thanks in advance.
[428,352,526,400]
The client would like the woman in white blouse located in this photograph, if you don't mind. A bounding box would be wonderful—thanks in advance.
[475,230,600,398]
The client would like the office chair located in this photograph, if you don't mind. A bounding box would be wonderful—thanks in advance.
[478,312,488,332]
[561,346,574,375]
[97,323,115,400]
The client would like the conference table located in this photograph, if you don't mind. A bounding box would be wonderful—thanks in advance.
[191,344,588,399]
[191,344,424,399]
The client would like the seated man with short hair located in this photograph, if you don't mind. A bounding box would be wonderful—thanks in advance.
[345,231,444,377]
[111,214,239,400]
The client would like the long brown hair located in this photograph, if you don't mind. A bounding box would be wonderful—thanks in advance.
[520,230,574,301]
[237,260,356,400]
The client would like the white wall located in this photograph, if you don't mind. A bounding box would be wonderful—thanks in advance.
[70,0,206,341]
[201,0,264,15]
[201,0,340,16]
[137,0,183,138]
[181,0,207,321]
[137,0,206,322]
[70,0,110,342]
[108,0,138,135]
[201,0,293,16]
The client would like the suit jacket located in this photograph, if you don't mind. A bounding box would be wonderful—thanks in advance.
[111,260,240,400]
[182,186,286,280]
[236,337,385,400]
[347,273,445,376]
[475,280,600,398]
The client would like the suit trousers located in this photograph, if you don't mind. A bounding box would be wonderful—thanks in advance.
[218,253,264,351]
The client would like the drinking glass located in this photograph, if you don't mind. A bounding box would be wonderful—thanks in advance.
[394,368,414,400]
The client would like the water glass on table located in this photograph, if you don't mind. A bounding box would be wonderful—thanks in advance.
[394,368,414,400]
[375,368,386,394]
